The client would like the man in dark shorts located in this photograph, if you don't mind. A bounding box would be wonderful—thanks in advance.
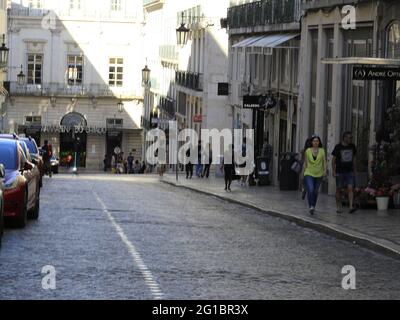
[332,132,357,214]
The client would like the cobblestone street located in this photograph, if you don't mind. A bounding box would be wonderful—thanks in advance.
[0,174,400,300]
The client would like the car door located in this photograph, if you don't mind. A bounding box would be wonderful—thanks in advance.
[19,146,35,210]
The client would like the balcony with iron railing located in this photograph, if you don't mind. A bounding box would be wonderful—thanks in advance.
[8,6,138,20]
[158,96,175,118]
[301,0,369,11]
[227,0,301,32]
[175,71,203,92]
[6,82,143,100]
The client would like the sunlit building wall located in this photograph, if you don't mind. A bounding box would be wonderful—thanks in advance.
[5,0,145,170]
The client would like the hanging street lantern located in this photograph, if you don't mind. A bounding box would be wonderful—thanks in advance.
[117,100,124,113]
[142,65,151,85]
[17,65,26,86]
[176,13,190,46]
[0,34,9,68]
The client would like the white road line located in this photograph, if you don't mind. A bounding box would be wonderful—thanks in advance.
[93,191,164,300]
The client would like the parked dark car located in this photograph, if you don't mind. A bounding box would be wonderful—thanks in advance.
[0,138,41,228]
[0,134,42,191]
[0,164,5,247]
[20,137,44,187]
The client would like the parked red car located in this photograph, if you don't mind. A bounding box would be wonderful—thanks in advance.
[0,138,41,228]
[0,163,5,247]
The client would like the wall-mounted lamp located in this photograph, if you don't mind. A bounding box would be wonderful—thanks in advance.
[176,13,190,46]
[91,96,98,109]
[142,64,151,86]
[50,95,57,108]
[17,65,26,86]
[0,34,9,69]
[117,100,124,113]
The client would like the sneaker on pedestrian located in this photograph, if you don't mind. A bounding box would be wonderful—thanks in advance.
[309,207,315,215]
[349,207,358,214]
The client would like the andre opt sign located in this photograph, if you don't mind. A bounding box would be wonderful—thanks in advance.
[353,65,400,81]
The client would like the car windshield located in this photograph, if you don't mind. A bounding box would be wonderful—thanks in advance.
[24,140,38,155]
[0,144,17,170]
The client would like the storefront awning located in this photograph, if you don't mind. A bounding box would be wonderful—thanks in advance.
[322,57,400,66]
[250,33,300,49]
[232,35,265,48]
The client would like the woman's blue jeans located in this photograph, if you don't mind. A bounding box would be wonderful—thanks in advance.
[304,176,322,208]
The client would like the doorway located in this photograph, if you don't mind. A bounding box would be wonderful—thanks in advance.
[106,130,122,169]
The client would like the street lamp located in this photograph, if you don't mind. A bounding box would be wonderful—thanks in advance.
[0,34,9,68]
[117,100,124,113]
[17,65,26,86]
[176,13,190,46]
[142,65,151,86]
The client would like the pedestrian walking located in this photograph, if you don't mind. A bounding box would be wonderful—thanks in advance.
[103,155,108,172]
[202,144,212,178]
[127,153,134,174]
[196,143,203,178]
[332,132,358,214]
[302,135,327,215]
[240,138,248,186]
[185,148,193,179]
[41,140,52,177]
[300,137,313,200]
[222,145,235,191]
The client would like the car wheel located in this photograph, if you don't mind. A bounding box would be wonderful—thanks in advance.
[14,191,28,229]
[29,190,40,220]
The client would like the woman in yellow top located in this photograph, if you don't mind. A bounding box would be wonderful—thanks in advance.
[302,135,327,215]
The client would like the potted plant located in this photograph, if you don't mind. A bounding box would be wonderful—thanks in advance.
[375,187,393,211]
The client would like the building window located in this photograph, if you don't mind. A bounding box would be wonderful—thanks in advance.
[29,0,42,9]
[70,0,81,10]
[106,118,123,127]
[68,55,83,85]
[25,116,41,124]
[111,0,122,11]
[109,57,123,87]
[387,21,400,59]
[27,54,43,85]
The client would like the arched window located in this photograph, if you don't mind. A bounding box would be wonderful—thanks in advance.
[387,21,400,59]
[60,112,87,127]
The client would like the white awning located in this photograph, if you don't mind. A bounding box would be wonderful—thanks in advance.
[232,35,265,48]
[250,33,300,49]
[322,57,400,66]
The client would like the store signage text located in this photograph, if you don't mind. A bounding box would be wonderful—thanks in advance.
[353,65,400,80]
[41,125,107,134]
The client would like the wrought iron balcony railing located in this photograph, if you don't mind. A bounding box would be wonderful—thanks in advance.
[158,96,175,118]
[7,82,142,100]
[227,0,301,29]
[175,71,203,92]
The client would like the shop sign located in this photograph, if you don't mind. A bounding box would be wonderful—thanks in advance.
[41,125,107,134]
[243,95,277,109]
[353,65,400,80]
[193,115,203,123]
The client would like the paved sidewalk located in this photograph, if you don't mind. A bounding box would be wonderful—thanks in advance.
[162,173,400,259]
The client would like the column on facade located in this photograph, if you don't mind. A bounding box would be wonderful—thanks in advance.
[328,21,344,194]
[315,24,328,143]
[297,24,313,151]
